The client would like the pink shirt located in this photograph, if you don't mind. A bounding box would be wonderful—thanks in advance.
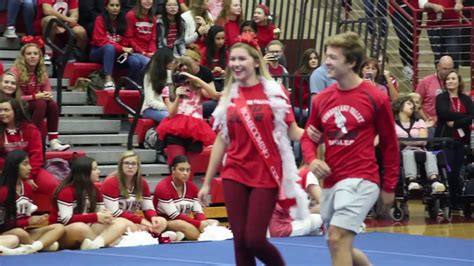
[415,73,444,121]
[162,86,203,119]
[395,119,428,149]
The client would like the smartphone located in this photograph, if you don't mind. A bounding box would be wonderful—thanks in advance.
[116,53,127,64]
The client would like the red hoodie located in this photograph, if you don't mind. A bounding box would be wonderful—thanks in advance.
[301,80,399,193]
[90,16,127,53]
[0,122,44,180]
[124,10,157,55]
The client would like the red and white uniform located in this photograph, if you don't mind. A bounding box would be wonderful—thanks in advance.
[55,185,105,224]
[153,176,205,228]
[269,168,320,237]
[0,180,38,229]
[34,0,79,35]
[90,16,127,53]
[301,80,399,193]
[221,83,294,188]
[9,66,53,102]
[124,10,157,55]
[101,176,157,224]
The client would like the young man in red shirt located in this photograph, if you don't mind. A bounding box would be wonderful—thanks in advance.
[301,32,399,266]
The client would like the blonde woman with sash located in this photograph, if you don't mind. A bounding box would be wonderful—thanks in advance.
[198,33,309,266]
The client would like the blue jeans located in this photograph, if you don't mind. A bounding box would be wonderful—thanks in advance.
[142,108,168,123]
[427,28,462,69]
[127,53,150,85]
[89,45,117,76]
[7,0,36,35]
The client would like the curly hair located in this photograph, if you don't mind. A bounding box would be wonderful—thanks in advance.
[14,43,46,85]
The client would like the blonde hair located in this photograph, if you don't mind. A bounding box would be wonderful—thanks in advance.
[190,0,213,25]
[116,151,143,200]
[221,42,272,102]
[324,32,365,73]
[0,71,23,102]
[14,43,46,85]
[217,0,243,24]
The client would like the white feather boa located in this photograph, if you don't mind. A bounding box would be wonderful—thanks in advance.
[212,78,309,220]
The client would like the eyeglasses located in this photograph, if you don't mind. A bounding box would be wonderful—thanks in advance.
[123,161,138,167]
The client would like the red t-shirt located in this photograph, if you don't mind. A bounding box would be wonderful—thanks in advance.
[415,73,444,121]
[220,83,295,188]
[224,19,240,47]
[256,24,275,49]
[301,80,399,192]
[426,0,460,25]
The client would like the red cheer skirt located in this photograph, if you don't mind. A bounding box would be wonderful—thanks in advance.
[156,114,216,146]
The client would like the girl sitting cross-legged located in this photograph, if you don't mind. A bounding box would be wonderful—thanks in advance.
[53,156,132,250]
[154,155,218,240]
[0,150,65,254]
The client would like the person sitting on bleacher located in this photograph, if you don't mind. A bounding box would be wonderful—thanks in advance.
[201,25,227,80]
[153,155,219,241]
[34,0,88,61]
[264,40,289,87]
[3,0,37,38]
[0,97,60,200]
[392,96,445,193]
[215,0,243,47]
[156,0,186,56]
[156,55,219,165]
[123,0,157,85]
[90,0,134,91]
[9,42,70,151]
[141,47,174,123]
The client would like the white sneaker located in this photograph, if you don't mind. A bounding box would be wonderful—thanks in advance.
[431,181,446,193]
[3,26,18,39]
[43,241,59,252]
[104,81,115,91]
[175,231,185,242]
[161,231,177,241]
[402,65,414,81]
[44,54,52,65]
[408,182,421,191]
[80,239,102,250]
[49,139,71,151]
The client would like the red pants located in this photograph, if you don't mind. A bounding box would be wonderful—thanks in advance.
[223,179,284,266]
[27,100,59,136]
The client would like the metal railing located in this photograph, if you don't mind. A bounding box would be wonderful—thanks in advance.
[114,77,144,150]
[43,18,75,114]
[389,0,473,89]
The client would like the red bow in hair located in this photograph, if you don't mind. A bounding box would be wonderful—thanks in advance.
[234,32,260,51]
[21,36,45,49]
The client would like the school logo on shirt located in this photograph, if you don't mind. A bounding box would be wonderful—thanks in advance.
[135,22,153,34]
[53,1,69,15]
[321,105,365,146]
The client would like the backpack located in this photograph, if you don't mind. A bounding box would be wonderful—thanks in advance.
[44,158,71,181]
[86,70,106,105]
[144,127,167,163]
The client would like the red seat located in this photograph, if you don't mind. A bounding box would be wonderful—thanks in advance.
[63,62,102,86]
[95,90,140,115]
[132,118,157,145]
[45,150,86,161]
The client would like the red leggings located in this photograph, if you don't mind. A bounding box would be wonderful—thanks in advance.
[28,100,59,135]
[223,179,284,266]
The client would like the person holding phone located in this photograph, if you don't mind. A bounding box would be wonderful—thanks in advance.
[90,0,134,90]
[264,40,289,87]
[359,57,397,101]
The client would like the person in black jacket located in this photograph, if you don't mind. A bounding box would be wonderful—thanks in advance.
[79,0,105,38]
[435,70,474,210]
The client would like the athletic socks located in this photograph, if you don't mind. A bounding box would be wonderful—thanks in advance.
[80,236,105,250]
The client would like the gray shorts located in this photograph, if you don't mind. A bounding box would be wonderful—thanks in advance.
[320,178,380,235]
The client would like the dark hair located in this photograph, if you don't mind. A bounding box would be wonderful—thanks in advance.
[160,0,183,39]
[53,157,98,214]
[444,70,465,94]
[297,48,319,75]
[0,150,29,231]
[103,0,127,36]
[240,20,257,33]
[392,95,416,121]
[144,48,174,95]
[134,0,155,21]
[169,155,189,172]
[205,25,226,69]
[0,98,31,138]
